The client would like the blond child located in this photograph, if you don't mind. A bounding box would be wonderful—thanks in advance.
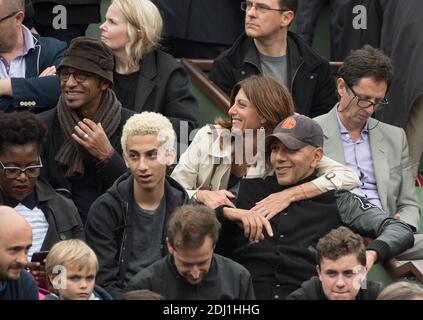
[44,240,111,300]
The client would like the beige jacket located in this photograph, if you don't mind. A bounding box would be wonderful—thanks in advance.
[171,125,360,198]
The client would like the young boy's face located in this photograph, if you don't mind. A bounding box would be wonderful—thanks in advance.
[123,134,173,193]
[56,264,96,300]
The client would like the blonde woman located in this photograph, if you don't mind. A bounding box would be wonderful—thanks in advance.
[100,0,198,142]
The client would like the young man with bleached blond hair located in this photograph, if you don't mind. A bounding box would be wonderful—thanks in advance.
[85,112,190,298]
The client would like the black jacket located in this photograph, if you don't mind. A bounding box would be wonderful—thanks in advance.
[286,276,383,300]
[85,171,190,298]
[39,106,134,219]
[216,174,414,300]
[126,254,255,300]
[209,31,337,117]
[117,49,199,144]
[0,178,84,250]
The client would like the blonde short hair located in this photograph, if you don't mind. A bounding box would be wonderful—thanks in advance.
[45,240,99,276]
[121,112,176,155]
[112,0,162,70]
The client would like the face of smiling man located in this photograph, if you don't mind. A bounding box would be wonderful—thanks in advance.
[270,139,322,186]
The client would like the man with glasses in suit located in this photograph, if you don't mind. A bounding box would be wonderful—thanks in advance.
[314,45,423,260]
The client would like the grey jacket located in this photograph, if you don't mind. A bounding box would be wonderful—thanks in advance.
[314,106,421,231]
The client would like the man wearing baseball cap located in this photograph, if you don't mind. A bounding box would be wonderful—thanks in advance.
[216,114,414,300]
[39,37,134,223]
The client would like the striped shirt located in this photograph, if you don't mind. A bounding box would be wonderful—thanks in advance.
[15,203,48,260]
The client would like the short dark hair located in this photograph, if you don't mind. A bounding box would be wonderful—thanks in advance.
[0,111,47,156]
[316,226,366,266]
[167,205,221,250]
[337,45,394,89]
[279,0,297,13]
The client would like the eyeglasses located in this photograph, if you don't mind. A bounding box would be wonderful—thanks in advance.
[241,1,287,13]
[346,83,389,111]
[0,10,20,24]
[59,70,91,83]
[0,157,43,179]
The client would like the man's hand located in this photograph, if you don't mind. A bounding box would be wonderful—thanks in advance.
[223,207,274,242]
[251,189,295,220]
[365,250,378,271]
[38,66,57,77]
[72,118,114,161]
[195,189,235,209]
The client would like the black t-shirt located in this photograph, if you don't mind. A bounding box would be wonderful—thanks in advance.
[113,71,139,111]
[0,270,38,300]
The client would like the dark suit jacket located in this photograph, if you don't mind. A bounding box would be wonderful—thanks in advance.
[0,33,66,112]
[117,49,199,144]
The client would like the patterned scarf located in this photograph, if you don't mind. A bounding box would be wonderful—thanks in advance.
[55,89,122,177]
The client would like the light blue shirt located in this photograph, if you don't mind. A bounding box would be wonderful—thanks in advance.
[0,26,35,79]
[336,110,382,209]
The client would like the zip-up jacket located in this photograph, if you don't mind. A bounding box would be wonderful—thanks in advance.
[126,254,255,300]
[209,31,337,117]
[85,171,190,298]
[0,177,84,250]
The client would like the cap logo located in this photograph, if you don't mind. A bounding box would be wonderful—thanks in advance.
[281,117,296,129]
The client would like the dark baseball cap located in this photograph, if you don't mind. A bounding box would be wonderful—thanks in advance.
[266,114,323,150]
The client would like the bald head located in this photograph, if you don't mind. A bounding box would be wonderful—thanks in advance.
[0,206,32,281]
[0,206,31,240]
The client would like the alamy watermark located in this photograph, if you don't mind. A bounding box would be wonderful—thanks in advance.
[352,5,367,30]
[52,5,67,30]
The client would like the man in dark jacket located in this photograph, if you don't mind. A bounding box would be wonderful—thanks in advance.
[0,0,66,113]
[216,114,414,299]
[40,37,134,223]
[0,206,38,300]
[209,0,337,117]
[85,112,190,298]
[287,227,383,300]
[0,111,84,283]
[126,205,255,300]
